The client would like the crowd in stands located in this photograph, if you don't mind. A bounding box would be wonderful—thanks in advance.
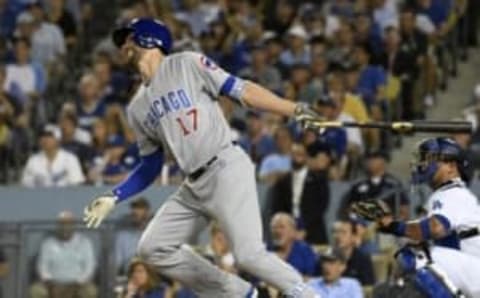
[0,0,479,297]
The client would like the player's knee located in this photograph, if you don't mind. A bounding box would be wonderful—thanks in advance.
[137,237,176,264]
[234,246,267,271]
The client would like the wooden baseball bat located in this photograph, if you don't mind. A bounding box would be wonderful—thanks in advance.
[307,120,473,134]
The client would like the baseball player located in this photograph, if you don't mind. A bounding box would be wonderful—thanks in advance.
[352,137,480,296]
[83,18,320,298]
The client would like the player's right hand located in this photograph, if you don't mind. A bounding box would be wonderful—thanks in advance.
[83,193,117,228]
[293,103,323,129]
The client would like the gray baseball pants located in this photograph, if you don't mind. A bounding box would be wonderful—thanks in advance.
[137,145,318,297]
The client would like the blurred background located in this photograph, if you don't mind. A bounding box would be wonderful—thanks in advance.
[0,0,479,297]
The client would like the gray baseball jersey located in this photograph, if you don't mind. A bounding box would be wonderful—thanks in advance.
[129,51,318,298]
[127,51,244,173]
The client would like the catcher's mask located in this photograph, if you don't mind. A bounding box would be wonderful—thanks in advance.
[411,137,467,186]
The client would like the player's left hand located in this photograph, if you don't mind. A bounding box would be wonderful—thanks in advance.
[83,192,117,228]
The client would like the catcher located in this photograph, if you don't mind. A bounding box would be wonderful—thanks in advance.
[351,137,480,297]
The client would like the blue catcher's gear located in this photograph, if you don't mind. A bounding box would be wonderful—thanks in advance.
[395,245,465,298]
[411,137,469,185]
[112,18,173,54]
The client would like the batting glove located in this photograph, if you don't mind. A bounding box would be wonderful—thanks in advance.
[293,103,323,129]
[83,192,117,228]
[294,103,318,120]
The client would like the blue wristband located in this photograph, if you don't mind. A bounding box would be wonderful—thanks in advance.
[380,221,407,237]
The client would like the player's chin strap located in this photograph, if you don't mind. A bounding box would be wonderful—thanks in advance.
[395,244,465,298]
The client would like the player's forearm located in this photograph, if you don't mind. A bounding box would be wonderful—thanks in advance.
[380,215,449,241]
[112,149,163,202]
[241,81,297,117]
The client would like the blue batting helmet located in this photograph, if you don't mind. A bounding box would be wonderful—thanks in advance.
[112,18,173,54]
[411,137,469,185]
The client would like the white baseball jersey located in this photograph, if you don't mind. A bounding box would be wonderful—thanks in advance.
[127,51,244,173]
[430,246,480,298]
[425,178,480,258]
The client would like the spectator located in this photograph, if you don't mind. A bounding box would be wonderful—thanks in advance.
[30,211,97,298]
[284,64,319,104]
[263,0,297,36]
[339,150,410,219]
[327,80,365,155]
[238,111,276,166]
[226,16,264,75]
[21,125,85,187]
[379,26,421,120]
[264,36,289,79]
[104,104,135,144]
[259,126,292,184]
[280,25,310,67]
[25,1,66,69]
[310,54,328,94]
[238,45,282,93]
[57,111,92,171]
[174,0,217,38]
[269,213,317,277]
[326,21,355,70]
[399,7,431,116]
[451,129,475,184]
[204,222,236,274]
[325,0,355,19]
[270,143,330,244]
[352,219,380,256]
[0,0,22,39]
[372,0,399,31]
[76,73,107,130]
[352,44,387,108]
[119,258,170,298]
[92,57,126,104]
[46,0,78,48]
[308,247,363,298]
[86,118,110,184]
[414,0,452,35]
[326,72,370,131]
[315,95,348,161]
[354,13,383,57]
[116,197,152,274]
[332,219,375,286]
[3,37,46,98]
[0,247,8,298]
[58,110,91,146]
[102,135,131,185]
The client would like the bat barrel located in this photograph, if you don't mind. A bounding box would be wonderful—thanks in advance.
[407,121,473,133]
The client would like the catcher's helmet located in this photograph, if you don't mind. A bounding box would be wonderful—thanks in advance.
[411,137,469,185]
[112,18,172,54]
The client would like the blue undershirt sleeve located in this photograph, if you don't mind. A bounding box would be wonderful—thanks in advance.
[112,149,163,202]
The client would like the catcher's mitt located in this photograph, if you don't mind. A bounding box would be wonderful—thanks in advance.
[350,199,392,221]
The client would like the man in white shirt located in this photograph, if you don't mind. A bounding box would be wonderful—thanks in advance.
[30,211,97,298]
[21,125,85,187]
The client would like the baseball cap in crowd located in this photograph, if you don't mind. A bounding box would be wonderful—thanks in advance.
[316,93,336,108]
[16,12,35,25]
[39,124,60,140]
[287,25,308,40]
[130,197,150,209]
[322,247,347,263]
[107,134,126,148]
